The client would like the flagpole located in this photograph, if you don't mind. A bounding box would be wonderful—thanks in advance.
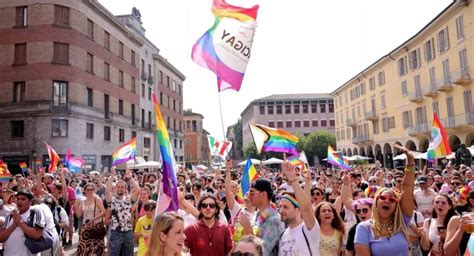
[217,91,231,161]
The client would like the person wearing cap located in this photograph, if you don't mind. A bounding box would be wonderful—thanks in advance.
[0,189,46,256]
[414,176,437,218]
[238,178,283,256]
[278,161,319,256]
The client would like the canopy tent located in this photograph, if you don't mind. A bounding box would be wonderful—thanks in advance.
[262,158,284,165]
[134,161,162,169]
[346,155,372,161]
[115,156,146,169]
[238,159,262,166]
[393,151,423,161]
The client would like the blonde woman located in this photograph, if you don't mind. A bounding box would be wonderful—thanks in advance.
[146,212,186,256]
[354,146,415,256]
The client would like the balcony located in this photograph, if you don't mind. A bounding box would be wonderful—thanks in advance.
[364,111,378,121]
[408,89,424,103]
[437,75,453,92]
[442,113,474,130]
[452,66,471,85]
[423,81,439,97]
[346,118,357,127]
[352,134,372,144]
[148,76,154,85]
[141,73,148,81]
[407,123,429,137]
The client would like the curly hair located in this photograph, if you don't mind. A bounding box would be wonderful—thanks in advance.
[314,202,345,237]
[197,194,220,220]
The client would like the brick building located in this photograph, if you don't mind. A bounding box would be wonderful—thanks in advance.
[184,110,210,166]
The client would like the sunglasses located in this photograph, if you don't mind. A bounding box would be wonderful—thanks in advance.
[370,180,377,184]
[312,192,322,197]
[356,208,370,214]
[231,253,254,256]
[378,195,398,204]
[395,180,403,183]
[451,182,462,186]
[200,203,217,209]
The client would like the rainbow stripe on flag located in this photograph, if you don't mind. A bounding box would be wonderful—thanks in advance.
[427,113,451,161]
[0,161,12,182]
[152,92,178,216]
[191,0,259,92]
[65,149,84,173]
[288,151,308,173]
[327,145,351,171]
[249,124,298,155]
[112,138,137,166]
[34,159,42,166]
[238,157,260,199]
[45,142,60,173]
[19,162,28,173]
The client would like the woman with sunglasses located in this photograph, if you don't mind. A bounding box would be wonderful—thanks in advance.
[444,190,474,255]
[232,235,263,256]
[354,145,415,256]
[146,212,186,256]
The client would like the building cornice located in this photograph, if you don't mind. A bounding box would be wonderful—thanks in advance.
[153,54,186,80]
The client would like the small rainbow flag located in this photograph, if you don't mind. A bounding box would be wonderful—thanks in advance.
[238,157,260,199]
[45,142,60,173]
[427,113,451,161]
[19,162,28,173]
[34,159,42,166]
[152,92,178,216]
[249,124,298,155]
[112,138,137,166]
[65,149,84,173]
[0,161,12,182]
[327,145,351,171]
[288,151,308,173]
[191,0,259,92]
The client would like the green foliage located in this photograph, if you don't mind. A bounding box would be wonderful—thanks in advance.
[233,119,243,157]
[297,131,336,166]
[244,143,260,159]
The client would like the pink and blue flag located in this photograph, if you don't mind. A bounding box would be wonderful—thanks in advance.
[327,145,351,171]
[191,0,259,92]
[65,149,84,173]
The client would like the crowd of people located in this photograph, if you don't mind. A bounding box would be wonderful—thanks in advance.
[0,145,474,256]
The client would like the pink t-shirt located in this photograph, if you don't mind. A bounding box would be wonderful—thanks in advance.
[67,187,76,215]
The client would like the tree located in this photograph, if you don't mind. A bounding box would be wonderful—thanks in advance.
[244,143,260,159]
[298,131,336,166]
[233,119,243,158]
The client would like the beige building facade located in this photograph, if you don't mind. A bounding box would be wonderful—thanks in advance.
[331,0,473,168]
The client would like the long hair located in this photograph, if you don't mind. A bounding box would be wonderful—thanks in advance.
[314,202,345,237]
[371,187,407,240]
[197,194,220,220]
[431,194,456,228]
[146,212,183,256]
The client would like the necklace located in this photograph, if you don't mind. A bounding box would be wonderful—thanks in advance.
[374,221,394,237]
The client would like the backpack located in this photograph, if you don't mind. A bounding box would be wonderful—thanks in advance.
[52,206,62,234]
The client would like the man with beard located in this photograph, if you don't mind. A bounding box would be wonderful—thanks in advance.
[414,176,437,218]
[184,194,232,256]
[278,161,319,256]
[105,167,140,256]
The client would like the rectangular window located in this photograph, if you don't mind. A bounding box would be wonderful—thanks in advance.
[11,120,24,138]
[302,105,308,114]
[87,19,94,39]
[268,121,274,128]
[259,106,265,115]
[328,103,334,113]
[141,109,145,128]
[409,48,420,70]
[13,81,25,103]
[148,87,152,101]
[373,120,379,134]
[118,99,123,115]
[360,83,366,95]
[119,129,125,142]
[119,70,124,87]
[131,131,137,138]
[159,71,163,83]
[456,15,465,41]
[446,96,455,118]
[52,119,68,137]
[15,6,28,27]
[414,75,422,94]
[442,59,451,84]
[438,27,450,53]
[378,71,385,85]
[104,126,111,141]
[285,105,291,114]
[148,111,152,129]
[381,94,386,109]
[104,94,109,119]
[131,77,136,93]
[398,57,407,76]
[87,87,93,107]
[311,104,317,113]
[14,43,26,65]
[276,105,282,114]
[369,77,376,90]
[119,41,124,59]
[463,90,473,114]
[277,121,284,128]
[459,49,469,77]
[104,31,110,50]
[131,50,136,67]
[167,76,170,87]
[149,64,153,80]
[144,138,151,148]
[329,120,335,127]
[52,81,68,107]
[320,104,326,113]
[54,5,69,27]
[53,42,69,64]
[131,104,135,125]
[104,62,110,81]
[321,120,327,127]
[294,105,300,114]
[267,105,274,115]
[303,120,310,127]
[424,38,435,62]
[86,123,94,139]
[432,101,439,115]
[295,121,301,127]
[141,84,145,98]
[87,53,93,73]
[401,81,408,96]
[286,121,292,128]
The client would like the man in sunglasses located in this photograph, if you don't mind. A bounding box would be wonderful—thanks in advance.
[414,176,437,218]
[184,194,232,256]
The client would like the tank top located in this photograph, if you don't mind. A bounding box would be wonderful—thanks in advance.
[82,198,100,224]
[320,230,341,256]
[427,218,444,255]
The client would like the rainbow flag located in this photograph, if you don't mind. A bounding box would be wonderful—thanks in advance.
[19,162,28,173]
[34,159,42,166]
[427,113,451,161]
[152,92,178,216]
[238,157,260,199]
[45,142,60,173]
[249,124,298,155]
[288,151,308,173]
[191,0,259,92]
[65,149,84,173]
[0,161,11,182]
[112,138,137,166]
[327,145,351,171]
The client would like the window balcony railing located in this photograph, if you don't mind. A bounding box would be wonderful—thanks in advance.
[408,89,424,103]
[346,118,357,127]
[406,123,429,136]
[452,66,471,85]
[364,111,378,121]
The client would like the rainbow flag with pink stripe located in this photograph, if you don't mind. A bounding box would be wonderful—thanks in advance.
[327,145,351,171]
[249,124,298,155]
[288,151,308,173]
[191,0,259,92]
[427,113,451,161]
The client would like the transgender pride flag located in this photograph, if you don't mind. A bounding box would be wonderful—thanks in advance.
[192,0,259,92]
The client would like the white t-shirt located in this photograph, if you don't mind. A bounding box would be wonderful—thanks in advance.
[414,188,437,215]
[4,208,45,256]
[279,222,320,256]
[32,204,59,239]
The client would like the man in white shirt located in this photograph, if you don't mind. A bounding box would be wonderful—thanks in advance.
[278,162,320,256]
[414,176,437,218]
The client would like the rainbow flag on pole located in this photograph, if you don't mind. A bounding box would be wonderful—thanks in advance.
[191,0,259,92]
[327,145,351,171]
[152,92,178,216]
[19,162,29,174]
[288,151,308,173]
[112,138,137,166]
[238,157,260,199]
[65,149,84,173]
[249,124,298,155]
[45,142,60,173]
[427,113,451,161]
[0,161,11,182]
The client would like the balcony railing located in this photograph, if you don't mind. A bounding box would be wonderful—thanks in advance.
[352,134,372,144]
[407,123,429,136]
[452,66,471,85]
[442,113,474,129]
[408,89,424,103]
[437,75,453,92]
[141,73,148,81]
[364,111,378,120]
[423,81,439,97]
[346,118,357,127]
[148,76,154,85]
